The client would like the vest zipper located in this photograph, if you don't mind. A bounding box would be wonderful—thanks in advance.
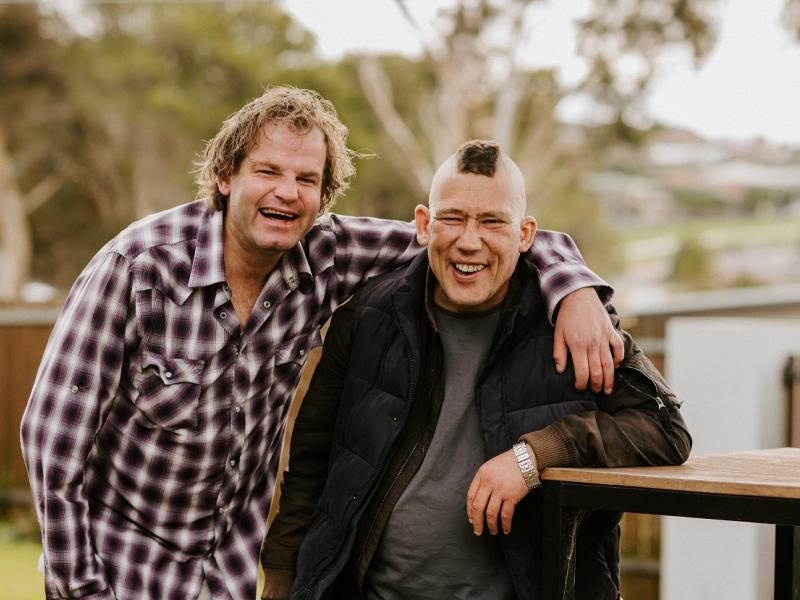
[620,365,673,431]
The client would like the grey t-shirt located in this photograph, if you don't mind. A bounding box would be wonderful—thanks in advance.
[363,306,517,600]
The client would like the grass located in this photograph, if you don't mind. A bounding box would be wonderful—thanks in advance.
[0,523,42,600]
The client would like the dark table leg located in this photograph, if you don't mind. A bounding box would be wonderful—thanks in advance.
[541,482,585,600]
[775,525,800,600]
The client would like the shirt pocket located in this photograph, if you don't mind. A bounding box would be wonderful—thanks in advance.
[135,350,204,431]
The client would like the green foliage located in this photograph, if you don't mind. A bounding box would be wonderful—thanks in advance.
[672,187,726,216]
[670,235,716,289]
[1,0,724,292]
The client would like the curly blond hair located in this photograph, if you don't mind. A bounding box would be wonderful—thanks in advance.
[195,86,356,214]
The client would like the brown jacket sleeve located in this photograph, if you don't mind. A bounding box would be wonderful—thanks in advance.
[260,298,356,588]
[520,311,692,470]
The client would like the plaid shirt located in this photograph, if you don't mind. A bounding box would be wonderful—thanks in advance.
[21,200,607,600]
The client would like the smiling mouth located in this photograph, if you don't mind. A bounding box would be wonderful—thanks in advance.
[259,208,299,222]
[454,263,485,274]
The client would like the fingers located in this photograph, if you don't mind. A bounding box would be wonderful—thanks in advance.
[500,499,516,534]
[600,341,615,395]
[587,342,603,393]
[572,347,589,391]
[610,330,625,367]
[466,473,480,524]
[469,482,492,535]
[553,326,567,374]
[484,492,503,535]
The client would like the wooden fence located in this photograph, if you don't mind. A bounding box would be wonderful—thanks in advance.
[0,309,57,494]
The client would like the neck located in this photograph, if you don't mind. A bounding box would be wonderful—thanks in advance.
[222,229,281,290]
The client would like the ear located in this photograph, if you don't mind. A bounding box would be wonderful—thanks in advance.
[518,216,537,252]
[217,174,231,197]
[414,204,431,246]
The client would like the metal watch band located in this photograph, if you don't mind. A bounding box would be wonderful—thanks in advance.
[513,441,541,490]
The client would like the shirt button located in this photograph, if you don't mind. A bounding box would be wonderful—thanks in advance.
[164,371,173,379]
[263,300,271,309]
[219,311,227,319]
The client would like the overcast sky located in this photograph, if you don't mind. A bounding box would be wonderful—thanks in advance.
[282,0,800,148]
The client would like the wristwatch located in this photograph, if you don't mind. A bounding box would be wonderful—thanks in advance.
[512,442,541,490]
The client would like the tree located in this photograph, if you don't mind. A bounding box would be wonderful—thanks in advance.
[354,0,718,270]
[1,1,332,296]
[0,4,72,301]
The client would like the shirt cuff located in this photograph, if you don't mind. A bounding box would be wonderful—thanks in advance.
[538,261,613,324]
[519,427,574,470]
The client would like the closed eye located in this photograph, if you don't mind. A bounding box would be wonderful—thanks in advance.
[435,216,464,225]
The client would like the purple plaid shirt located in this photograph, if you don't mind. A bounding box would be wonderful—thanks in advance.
[21,201,608,600]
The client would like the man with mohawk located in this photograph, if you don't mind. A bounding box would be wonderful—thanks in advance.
[262,140,690,600]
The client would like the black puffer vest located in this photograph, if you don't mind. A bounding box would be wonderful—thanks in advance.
[291,253,617,600]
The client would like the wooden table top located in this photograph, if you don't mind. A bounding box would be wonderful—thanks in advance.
[540,447,800,499]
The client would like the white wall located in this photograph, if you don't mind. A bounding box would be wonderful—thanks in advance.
[661,318,800,600]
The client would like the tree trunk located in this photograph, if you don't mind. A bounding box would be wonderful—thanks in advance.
[0,125,32,303]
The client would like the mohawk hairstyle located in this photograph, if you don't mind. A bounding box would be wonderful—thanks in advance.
[456,140,501,177]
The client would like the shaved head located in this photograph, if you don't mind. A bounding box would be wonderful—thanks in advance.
[429,140,527,218]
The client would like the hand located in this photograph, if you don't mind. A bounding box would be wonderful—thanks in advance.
[466,449,530,536]
[553,288,624,394]
[262,568,294,600]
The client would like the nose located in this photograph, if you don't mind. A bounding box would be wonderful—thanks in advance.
[455,218,483,252]
[274,176,299,202]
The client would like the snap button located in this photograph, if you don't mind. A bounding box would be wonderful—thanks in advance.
[229,459,237,468]
[164,371,173,379]
[299,349,305,356]
[219,312,227,319]
[70,385,79,394]
[288,276,297,284]
[234,405,242,414]
[263,300,271,309]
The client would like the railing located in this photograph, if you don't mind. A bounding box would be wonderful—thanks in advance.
[785,356,800,447]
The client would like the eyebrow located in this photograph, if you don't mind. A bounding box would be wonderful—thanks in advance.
[248,159,322,180]
[433,208,512,220]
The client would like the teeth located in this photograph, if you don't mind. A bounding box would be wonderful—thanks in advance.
[259,208,297,220]
[454,263,484,273]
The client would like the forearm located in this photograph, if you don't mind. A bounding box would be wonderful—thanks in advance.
[328,214,420,302]
[522,323,691,469]
[521,405,691,470]
[524,229,612,322]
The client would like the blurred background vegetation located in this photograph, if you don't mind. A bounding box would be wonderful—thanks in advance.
[5,0,799,308]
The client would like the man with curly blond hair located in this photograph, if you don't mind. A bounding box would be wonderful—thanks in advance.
[22,86,621,600]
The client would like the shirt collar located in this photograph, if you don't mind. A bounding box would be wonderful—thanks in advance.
[277,241,314,294]
[188,208,227,289]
